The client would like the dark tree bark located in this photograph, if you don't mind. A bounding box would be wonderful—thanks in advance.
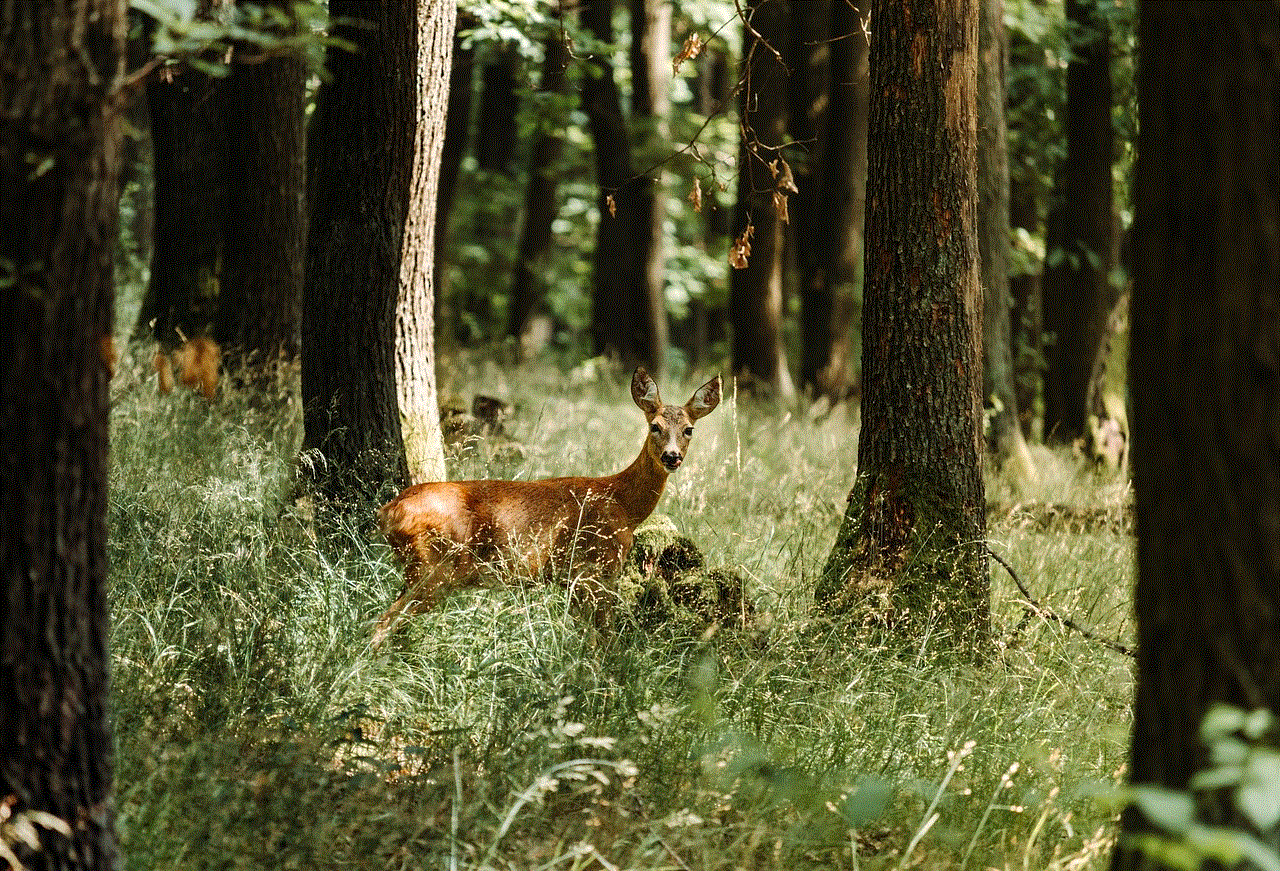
[730,0,796,398]
[629,0,672,376]
[138,63,228,347]
[217,23,307,373]
[1115,4,1280,868]
[302,0,415,515]
[0,1,123,868]
[1042,0,1116,443]
[509,17,571,347]
[474,45,519,176]
[581,0,659,368]
[797,0,870,402]
[817,0,988,647]
[1008,167,1044,440]
[977,0,1035,477]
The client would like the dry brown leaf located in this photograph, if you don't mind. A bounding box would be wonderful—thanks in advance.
[606,193,617,218]
[773,189,790,224]
[673,32,704,76]
[769,157,798,193]
[729,223,754,270]
[689,177,703,213]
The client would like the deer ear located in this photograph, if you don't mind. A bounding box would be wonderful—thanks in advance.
[687,374,722,420]
[631,367,662,414]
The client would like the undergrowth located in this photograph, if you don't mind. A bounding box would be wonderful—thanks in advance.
[107,348,1135,870]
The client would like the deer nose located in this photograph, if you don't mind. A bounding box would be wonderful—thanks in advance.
[661,450,683,469]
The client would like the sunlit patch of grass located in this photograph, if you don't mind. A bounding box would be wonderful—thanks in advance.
[108,349,1134,870]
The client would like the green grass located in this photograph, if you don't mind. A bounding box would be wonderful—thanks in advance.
[107,347,1135,870]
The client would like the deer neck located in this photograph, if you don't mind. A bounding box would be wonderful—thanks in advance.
[607,439,669,527]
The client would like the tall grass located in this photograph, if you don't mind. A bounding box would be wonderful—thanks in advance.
[107,348,1134,870]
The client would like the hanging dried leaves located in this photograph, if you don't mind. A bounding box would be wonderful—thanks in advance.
[673,32,704,76]
[689,177,703,213]
[605,193,617,218]
[729,223,754,269]
[767,157,798,224]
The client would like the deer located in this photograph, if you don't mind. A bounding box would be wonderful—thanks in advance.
[371,367,722,645]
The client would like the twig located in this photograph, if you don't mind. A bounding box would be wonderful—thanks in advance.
[988,548,1134,658]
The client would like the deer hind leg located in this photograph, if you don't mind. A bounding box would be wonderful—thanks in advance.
[372,538,474,647]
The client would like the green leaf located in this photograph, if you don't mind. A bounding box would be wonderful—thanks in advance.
[1131,786,1196,834]
[1188,764,1243,791]
[1201,706,1248,743]
[1237,750,1280,830]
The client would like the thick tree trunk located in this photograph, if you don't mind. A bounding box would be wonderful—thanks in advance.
[509,19,571,347]
[1042,0,1116,443]
[629,0,672,375]
[582,0,654,367]
[818,0,988,648]
[139,63,228,347]
[977,0,1035,479]
[798,0,869,402]
[730,0,796,398]
[302,0,415,515]
[217,27,307,373]
[0,2,123,868]
[1116,4,1280,868]
[396,0,453,485]
[433,13,475,313]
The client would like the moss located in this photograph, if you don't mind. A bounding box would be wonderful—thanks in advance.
[617,515,755,635]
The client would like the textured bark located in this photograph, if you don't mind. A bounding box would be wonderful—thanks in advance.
[582,0,655,367]
[818,0,988,647]
[1116,4,1280,868]
[509,17,571,346]
[1042,0,1116,442]
[302,0,414,514]
[798,0,869,401]
[139,63,227,347]
[629,0,672,375]
[217,26,307,371]
[433,12,474,304]
[730,0,795,398]
[977,0,1034,476]
[396,0,453,485]
[0,1,123,868]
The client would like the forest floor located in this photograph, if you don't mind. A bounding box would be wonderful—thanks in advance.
[107,349,1134,870]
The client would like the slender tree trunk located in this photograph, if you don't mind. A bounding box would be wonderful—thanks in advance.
[1042,0,1116,443]
[433,12,475,318]
[730,0,796,398]
[0,2,123,868]
[139,62,228,347]
[217,19,307,374]
[688,47,734,369]
[509,15,571,347]
[582,0,652,367]
[799,0,869,401]
[302,0,415,515]
[630,0,672,375]
[1008,168,1043,440]
[977,0,1035,478]
[396,0,453,485]
[1116,4,1280,868]
[818,0,988,648]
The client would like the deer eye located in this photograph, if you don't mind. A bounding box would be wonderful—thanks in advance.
[684,427,694,437]
[650,423,662,434]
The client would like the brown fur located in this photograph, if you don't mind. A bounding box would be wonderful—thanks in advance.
[372,368,721,645]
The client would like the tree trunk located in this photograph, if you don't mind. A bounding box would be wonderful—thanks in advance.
[730,0,796,398]
[1042,0,1115,443]
[509,16,571,348]
[817,0,988,648]
[629,0,672,375]
[1115,4,1280,868]
[139,63,228,347]
[433,12,475,317]
[1008,166,1043,441]
[688,46,734,369]
[302,0,415,516]
[798,0,869,402]
[0,2,123,868]
[977,0,1035,479]
[396,0,453,485]
[217,21,307,374]
[581,0,653,367]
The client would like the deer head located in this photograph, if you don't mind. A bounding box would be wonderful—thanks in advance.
[631,368,722,473]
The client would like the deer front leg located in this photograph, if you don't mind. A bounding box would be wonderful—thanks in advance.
[372,539,474,647]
